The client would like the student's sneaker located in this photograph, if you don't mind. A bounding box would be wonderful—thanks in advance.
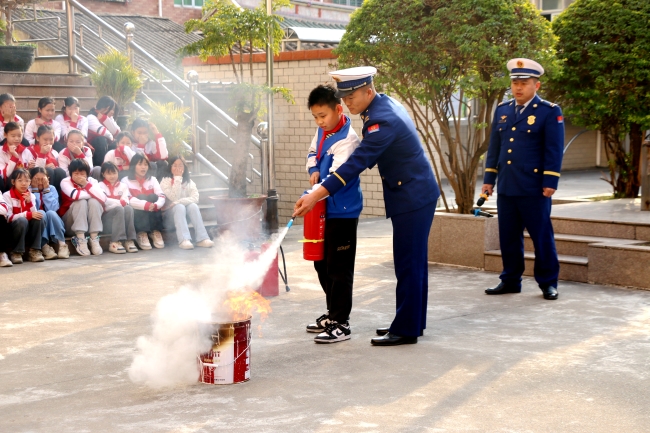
[89,236,103,255]
[109,241,126,254]
[124,240,138,253]
[0,253,13,267]
[71,236,91,256]
[10,252,23,264]
[136,232,152,250]
[196,239,214,248]
[28,249,45,263]
[314,321,351,344]
[57,244,70,259]
[306,313,330,333]
[179,239,194,250]
[151,231,165,249]
[41,244,58,260]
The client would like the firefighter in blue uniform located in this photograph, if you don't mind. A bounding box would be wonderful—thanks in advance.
[482,58,565,300]
[293,66,440,346]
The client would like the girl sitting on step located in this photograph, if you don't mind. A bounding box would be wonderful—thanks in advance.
[160,156,214,250]
[98,161,138,253]
[29,167,69,260]
[58,129,97,179]
[103,131,136,177]
[87,96,120,167]
[130,118,168,178]
[0,121,27,193]
[22,125,67,195]
[122,153,165,250]
[24,97,64,149]
[55,97,89,152]
[0,93,30,148]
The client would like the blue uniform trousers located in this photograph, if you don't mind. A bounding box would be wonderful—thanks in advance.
[497,194,559,288]
[388,202,436,337]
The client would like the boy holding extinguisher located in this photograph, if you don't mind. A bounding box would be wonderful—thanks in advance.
[304,84,363,343]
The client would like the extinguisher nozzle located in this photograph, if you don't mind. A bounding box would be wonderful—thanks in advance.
[287,218,295,229]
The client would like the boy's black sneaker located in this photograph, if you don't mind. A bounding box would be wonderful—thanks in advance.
[306,313,330,333]
[314,321,351,344]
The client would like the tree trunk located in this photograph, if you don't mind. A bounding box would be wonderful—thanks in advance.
[229,112,256,198]
[4,8,13,46]
[629,123,643,197]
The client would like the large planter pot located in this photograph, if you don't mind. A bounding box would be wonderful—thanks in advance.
[0,45,35,72]
[209,195,267,240]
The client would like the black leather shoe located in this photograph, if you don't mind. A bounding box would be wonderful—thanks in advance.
[485,282,521,295]
[540,285,558,300]
[376,327,423,337]
[371,332,418,346]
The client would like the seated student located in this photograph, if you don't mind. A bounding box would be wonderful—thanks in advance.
[103,131,136,176]
[29,167,69,260]
[22,125,67,195]
[160,156,214,250]
[0,121,26,193]
[2,168,47,263]
[0,93,30,148]
[122,153,165,250]
[54,97,89,152]
[98,161,138,254]
[131,119,168,177]
[24,97,64,149]
[87,96,120,167]
[0,194,13,267]
[57,129,97,178]
[58,158,110,256]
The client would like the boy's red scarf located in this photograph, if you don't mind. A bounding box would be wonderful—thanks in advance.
[26,145,58,167]
[316,115,346,161]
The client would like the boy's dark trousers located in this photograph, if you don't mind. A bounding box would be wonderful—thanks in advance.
[314,217,358,324]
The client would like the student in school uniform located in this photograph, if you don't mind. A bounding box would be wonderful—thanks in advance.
[0,194,14,267]
[54,97,89,152]
[98,161,138,254]
[0,122,26,193]
[103,131,136,177]
[122,153,165,251]
[0,93,30,148]
[57,129,96,178]
[87,96,120,167]
[2,168,47,264]
[24,97,64,149]
[22,125,67,195]
[130,118,168,178]
[29,167,69,260]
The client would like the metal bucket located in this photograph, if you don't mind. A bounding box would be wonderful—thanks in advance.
[198,317,251,385]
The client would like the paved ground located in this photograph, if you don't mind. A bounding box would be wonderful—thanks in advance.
[1,216,649,433]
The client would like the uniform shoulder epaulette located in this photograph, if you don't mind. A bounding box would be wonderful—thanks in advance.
[539,99,558,108]
[498,99,513,107]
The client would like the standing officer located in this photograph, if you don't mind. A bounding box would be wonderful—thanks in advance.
[482,58,565,300]
[293,66,440,346]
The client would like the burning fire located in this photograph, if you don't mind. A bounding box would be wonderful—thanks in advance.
[222,290,272,321]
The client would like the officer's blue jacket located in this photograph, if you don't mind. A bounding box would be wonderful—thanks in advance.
[321,94,439,218]
[483,94,565,195]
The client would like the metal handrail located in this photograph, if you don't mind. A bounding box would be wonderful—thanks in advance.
[563,129,589,155]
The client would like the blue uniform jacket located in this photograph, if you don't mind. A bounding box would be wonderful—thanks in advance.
[483,94,565,195]
[30,186,60,212]
[321,94,440,218]
[307,116,363,219]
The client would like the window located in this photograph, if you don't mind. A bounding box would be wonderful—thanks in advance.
[539,0,574,21]
[174,0,203,8]
[332,0,363,6]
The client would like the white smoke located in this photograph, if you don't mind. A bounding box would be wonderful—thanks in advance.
[128,229,288,388]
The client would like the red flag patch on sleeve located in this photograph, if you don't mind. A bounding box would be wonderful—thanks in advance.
[367,124,380,134]
[557,116,564,123]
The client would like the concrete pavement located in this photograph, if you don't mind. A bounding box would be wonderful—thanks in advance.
[1,217,649,432]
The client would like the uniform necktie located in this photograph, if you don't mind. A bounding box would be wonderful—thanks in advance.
[515,105,523,120]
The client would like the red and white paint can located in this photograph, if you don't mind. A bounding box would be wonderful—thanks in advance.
[198,317,251,385]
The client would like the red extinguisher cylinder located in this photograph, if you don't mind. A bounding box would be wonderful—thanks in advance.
[303,199,326,261]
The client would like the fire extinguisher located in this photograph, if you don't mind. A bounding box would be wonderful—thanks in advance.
[302,198,326,261]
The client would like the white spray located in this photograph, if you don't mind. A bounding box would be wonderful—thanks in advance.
[128,227,290,388]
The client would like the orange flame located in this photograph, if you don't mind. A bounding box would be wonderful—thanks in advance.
[222,290,272,321]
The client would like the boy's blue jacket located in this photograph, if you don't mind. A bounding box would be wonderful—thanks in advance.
[306,116,363,219]
[31,186,60,212]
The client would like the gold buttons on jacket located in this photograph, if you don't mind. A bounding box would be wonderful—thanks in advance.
[527,130,531,133]
[397,181,402,186]
[507,161,512,164]
[512,127,516,131]
[508,149,512,153]
[510,138,514,142]
[534,169,538,173]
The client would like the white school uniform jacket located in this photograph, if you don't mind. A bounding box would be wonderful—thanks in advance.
[2,188,38,223]
[57,146,94,176]
[87,113,120,142]
[54,114,89,140]
[22,145,60,168]
[132,134,168,161]
[24,118,63,145]
[103,145,135,172]
[0,113,25,141]
[121,176,165,211]
[0,143,26,180]
[98,179,130,209]
[0,192,8,219]
[58,176,107,216]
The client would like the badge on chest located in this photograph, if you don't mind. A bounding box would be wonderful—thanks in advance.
[527,115,536,125]
[499,115,507,124]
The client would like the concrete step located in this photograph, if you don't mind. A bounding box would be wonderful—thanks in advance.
[191,172,222,189]
[6,84,97,98]
[16,96,96,111]
[484,249,588,283]
[551,216,650,241]
[523,233,643,257]
[0,72,93,86]
[198,187,228,204]
[198,203,217,221]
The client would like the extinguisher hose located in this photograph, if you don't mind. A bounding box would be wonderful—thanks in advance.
[278,245,289,292]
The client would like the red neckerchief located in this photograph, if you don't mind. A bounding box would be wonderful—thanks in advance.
[0,113,19,125]
[136,176,148,190]
[63,114,83,123]
[2,142,24,166]
[10,187,29,213]
[316,115,346,161]
[102,179,118,198]
[62,147,87,160]
[114,146,130,170]
[30,145,58,166]
[38,115,53,126]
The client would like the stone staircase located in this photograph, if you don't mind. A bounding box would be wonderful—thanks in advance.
[484,215,650,288]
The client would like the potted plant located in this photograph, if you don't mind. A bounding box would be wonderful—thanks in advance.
[0,0,44,72]
[145,100,192,157]
[90,48,143,129]
[182,0,292,237]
